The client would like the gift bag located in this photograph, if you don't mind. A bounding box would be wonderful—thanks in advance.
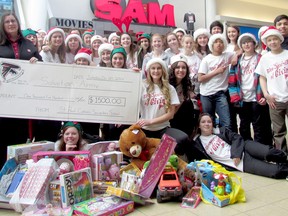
[193,160,246,207]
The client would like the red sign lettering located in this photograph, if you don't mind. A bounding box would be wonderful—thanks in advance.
[92,0,175,27]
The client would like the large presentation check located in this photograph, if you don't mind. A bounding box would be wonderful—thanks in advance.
[0,58,142,124]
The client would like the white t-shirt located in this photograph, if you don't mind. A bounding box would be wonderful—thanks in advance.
[126,52,138,69]
[182,53,202,79]
[240,55,258,102]
[200,134,244,172]
[40,50,62,63]
[198,52,234,96]
[140,82,180,131]
[255,50,288,103]
[65,52,75,64]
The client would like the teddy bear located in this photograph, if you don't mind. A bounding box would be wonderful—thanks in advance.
[119,124,160,169]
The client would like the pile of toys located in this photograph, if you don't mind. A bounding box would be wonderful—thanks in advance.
[0,125,245,215]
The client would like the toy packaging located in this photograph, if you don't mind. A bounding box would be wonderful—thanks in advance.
[91,151,123,181]
[106,186,147,205]
[49,180,61,207]
[87,141,120,155]
[9,158,58,212]
[59,167,93,207]
[7,141,54,164]
[181,186,201,208]
[32,151,91,172]
[189,160,246,208]
[73,194,134,216]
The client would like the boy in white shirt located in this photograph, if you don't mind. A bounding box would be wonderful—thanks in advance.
[255,26,288,152]
[198,34,235,129]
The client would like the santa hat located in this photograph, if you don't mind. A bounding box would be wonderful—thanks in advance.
[208,33,227,52]
[145,58,167,73]
[170,54,188,67]
[74,48,92,63]
[108,32,120,44]
[98,43,114,56]
[237,33,258,48]
[193,28,211,40]
[173,28,187,35]
[37,29,47,35]
[47,27,65,42]
[65,33,82,46]
[91,35,104,45]
[261,26,284,46]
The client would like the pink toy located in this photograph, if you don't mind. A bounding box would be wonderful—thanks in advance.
[107,164,120,180]
[59,162,71,175]
[106,142,117,152]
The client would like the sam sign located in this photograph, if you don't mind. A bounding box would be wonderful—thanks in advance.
[90,0,175,27]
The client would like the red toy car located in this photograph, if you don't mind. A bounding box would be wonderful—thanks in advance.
[156,166,183,203]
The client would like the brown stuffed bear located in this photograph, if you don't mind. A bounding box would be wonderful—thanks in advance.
[119,124,160,169]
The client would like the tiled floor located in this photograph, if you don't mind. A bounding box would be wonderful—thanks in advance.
[0,171,287,216]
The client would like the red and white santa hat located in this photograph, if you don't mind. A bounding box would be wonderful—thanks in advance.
[260,26,284,46]
[91,35,104,45]
[193,28,211,41]
[65,33,82,46]
[208,33,227,52]
[237,33,258,48]
[98,43,114,56]
[47,27,65,41]
[74,48,92,63]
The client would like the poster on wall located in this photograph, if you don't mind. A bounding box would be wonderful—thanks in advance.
[0,0,13,17]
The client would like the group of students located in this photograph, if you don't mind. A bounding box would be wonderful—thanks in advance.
[0,12,288,179]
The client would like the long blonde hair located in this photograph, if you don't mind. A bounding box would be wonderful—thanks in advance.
[146,62,171,111]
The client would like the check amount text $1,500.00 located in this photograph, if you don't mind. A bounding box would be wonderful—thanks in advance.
[88,96,126,106]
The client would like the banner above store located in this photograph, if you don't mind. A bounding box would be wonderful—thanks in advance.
[90,0,175,27]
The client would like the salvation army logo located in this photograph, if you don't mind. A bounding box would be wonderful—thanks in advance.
[0,62,24,83]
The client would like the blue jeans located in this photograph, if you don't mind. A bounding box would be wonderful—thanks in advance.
[200,91,231,129]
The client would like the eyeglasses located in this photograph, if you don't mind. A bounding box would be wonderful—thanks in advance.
[4,19,16,24]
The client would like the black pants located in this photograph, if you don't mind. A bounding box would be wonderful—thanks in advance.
[142,127,190,155]
[243,140,288,179]
[239,102,273,146]
[170,100,197,137]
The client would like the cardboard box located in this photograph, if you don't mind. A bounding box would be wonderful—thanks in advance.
[32,151,91,171]
[73,194,134,216]
[7,141,54,164]
[59,167,93,207]
[49,180,61,207]
[106,186,147,205]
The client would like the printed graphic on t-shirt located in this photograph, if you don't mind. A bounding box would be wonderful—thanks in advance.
[241,59,257,76]
[266,59,288,80]
[143,92,166,110]
[203,135,225,155]
[209,59,227,72]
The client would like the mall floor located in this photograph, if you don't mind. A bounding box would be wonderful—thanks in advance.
[0,171,287,216]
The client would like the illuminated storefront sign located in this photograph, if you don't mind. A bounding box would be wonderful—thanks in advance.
[90,0,175,27]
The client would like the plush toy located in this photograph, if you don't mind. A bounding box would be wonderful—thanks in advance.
[167,155,179,170]
[119,124,160,169]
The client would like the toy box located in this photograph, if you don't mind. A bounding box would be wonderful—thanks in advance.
[91,151,123,181]
[7,141,54,164]
[59,167,93,207]
[73,194,134,216]
[106,186,147,205]
[49,180,61,207]
[33,151,91,171]
[87,141,120,155]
